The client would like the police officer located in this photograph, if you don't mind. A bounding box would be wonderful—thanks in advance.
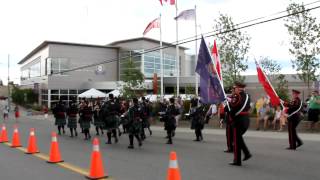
[102,94,120,144]
[229,82,252,166]
[80,101,93,140]
[93,101,104,136]
[127,98,142,149]
[53,100,66,135]
[190,100,206,141]
[164,97,179,144]
[67,99,78,137]
[285,89,303,150]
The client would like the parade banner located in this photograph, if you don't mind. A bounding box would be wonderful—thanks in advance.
[195,36,225,104]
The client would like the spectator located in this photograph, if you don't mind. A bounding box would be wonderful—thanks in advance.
[279,107,288,131]
[308,90,320,131]
[257,103,272,130]
[3,105,9,122]
[14,105,20,123]
[272,106,282,130]
[255,97,266,130]
[43,105,49,119]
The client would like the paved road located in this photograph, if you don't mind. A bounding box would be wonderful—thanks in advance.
[1,114,320,180]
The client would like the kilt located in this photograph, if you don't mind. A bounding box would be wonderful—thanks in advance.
[103,115,119,130]
[93,117,105,127]
[128,121,142,135]
[81,120,91,129]
[67,117,78,128]
[55,118,66,126]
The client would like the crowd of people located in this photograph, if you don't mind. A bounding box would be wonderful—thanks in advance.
[49,83,319,166]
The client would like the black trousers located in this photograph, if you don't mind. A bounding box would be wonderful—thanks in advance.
[195,128,203,140]
[167,129,173,143]
[233,117,250,165]
[107,129,117,143]
[226,122,233,151]
[129,134,141,146]
[288,119,302,149]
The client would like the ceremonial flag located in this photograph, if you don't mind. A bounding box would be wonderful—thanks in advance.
[211,40,222,81]
[256,61,281,106]
[159,0,175,6]
[143,18,160,36]
[174,9,195,21]
[196,36,225,104]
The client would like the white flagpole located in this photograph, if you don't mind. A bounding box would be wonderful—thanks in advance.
[175,0,180,97]
[195,5,198,96]
[160,14,164,100]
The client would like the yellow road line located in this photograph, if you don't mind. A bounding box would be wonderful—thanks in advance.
[2,142,112,180]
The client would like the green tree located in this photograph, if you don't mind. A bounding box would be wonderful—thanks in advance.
[284,2,320,93]
[11,86,37,105]
[214,13,251,88]
[120,58,145,99]
[275,74,289,101]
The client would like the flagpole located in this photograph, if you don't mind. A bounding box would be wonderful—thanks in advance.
[195,5,198,96]
[160,14,164,100]
[175,0,180,97]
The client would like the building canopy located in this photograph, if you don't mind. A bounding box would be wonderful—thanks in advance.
[78,88,107,98]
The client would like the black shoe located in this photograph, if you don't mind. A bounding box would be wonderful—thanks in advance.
[106,141,112,144]
[166,141,173,144]
[63,130,65,134]
[297,142,303,148]
[149,130,152,136]
[139,141,142,147]
[70,135,74,138]
[128,145,134,149]
[115,138,118,143]
[229,162,241,166]
[243,154,252,161]
[119,132,122,136]
[172,132,175,137]
[75,132,78,136]
[224,149,233,153]
[286,147,295,150]
[193,139,200,142]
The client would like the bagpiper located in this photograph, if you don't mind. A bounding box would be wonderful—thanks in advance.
[190,100,206,141]
[79,101,93,140]
[52,100,66,135]
[93,101,104,136]
[229,82,252,166]
[127,98,143,149]
[140,97,152,140]
[284,89,303,150]
[164,97,179,144]
[101,94,120,144]
[67,99,78,137]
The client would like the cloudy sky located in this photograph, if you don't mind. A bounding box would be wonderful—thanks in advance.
[0,0,319,85]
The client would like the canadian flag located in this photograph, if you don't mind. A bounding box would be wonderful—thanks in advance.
[256,61,281,106]
[143,18,160,36]
[159,0,175,6]
[211,40,222,81]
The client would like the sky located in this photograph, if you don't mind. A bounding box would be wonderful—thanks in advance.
[0,0,319,85]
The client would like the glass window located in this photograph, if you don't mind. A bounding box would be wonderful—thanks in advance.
[51,90,59,94]
[69,90,77,94]
[144,62,154,69]
[51,95,59,100]
[30,62,41,77]
[60,90,68,94]
[78,89,88,94]
[155,57,160,64]
[41,95,48,100]
[50,58,69,74]
[60,95,68,101]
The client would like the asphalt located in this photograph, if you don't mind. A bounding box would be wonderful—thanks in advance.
[0,113,320,180]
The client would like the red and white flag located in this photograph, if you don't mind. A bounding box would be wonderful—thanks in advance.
[159,0,175,6]
[256,61,281,106]
[143,18,160,36]
[211,40,222,81]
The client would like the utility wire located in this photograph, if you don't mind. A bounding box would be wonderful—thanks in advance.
[52,2,320,75]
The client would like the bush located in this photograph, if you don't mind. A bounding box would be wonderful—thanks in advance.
[32,104,42,111]
[11,87,38,105]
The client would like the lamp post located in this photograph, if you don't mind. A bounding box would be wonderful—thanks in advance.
[7,54,10,111]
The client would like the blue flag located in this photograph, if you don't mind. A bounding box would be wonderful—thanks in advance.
[195,36,225,104]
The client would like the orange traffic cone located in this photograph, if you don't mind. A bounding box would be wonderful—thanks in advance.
[26,128,39,154]
[47,132,64,163]
[167,151,181,180]
[0,124,9,143]
[11,125,22,148]
[86,138,108,180]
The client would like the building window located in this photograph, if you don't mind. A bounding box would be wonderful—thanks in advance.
[49,58,69,74]
[143,52,176,78]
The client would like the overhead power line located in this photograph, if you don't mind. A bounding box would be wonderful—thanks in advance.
[52,2,320,76]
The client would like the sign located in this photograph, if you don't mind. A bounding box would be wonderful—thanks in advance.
[95,65,105,75]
